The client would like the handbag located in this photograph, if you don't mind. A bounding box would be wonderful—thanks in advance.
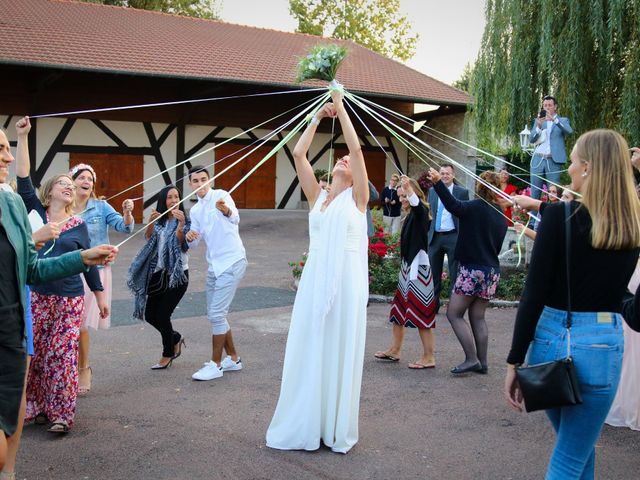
[516,202,583,412]
[147,269,169,295]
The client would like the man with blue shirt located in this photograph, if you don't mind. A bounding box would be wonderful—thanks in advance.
[427,164,469,313]
[528,95,573,200]
[186,165,246,381]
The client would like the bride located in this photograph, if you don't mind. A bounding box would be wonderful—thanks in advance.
[266,88,370,453]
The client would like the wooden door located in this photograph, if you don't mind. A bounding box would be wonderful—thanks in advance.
[213,144,276,208]
[334,149,387,206]
[70,153,144,223]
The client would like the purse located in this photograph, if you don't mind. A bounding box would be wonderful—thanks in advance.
[516,202,583,412]
[147,269,169,295]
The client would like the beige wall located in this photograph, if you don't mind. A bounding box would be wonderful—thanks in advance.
[407,112,479,193]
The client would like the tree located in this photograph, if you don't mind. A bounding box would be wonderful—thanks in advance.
[470,0,640,150]
[289,0,419,62]
[80,0,221,20]
[452,63,474,93]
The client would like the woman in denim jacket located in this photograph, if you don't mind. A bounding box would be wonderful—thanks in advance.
[70,163,134,395]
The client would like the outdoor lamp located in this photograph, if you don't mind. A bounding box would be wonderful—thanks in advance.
[519,125,531,151]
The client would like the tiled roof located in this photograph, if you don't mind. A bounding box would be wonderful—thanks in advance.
[0,0,470,106]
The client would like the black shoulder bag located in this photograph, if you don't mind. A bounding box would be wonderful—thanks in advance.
[516,202,583,413]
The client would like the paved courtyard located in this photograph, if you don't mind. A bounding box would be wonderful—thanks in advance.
[17,210,639,479]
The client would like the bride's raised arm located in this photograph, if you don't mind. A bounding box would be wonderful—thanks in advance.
[292,103,336,209]
[330,90,369,212]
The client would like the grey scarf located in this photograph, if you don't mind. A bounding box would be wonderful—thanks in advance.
[127,219,188,320]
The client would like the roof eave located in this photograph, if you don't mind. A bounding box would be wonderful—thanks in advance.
[0,59,471,108]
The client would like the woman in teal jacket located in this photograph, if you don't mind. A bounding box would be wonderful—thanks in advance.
[0,127,117,471]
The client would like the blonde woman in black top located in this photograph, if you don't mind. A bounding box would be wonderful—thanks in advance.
[505,130,640,479]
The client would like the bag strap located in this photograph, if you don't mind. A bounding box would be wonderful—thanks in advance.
[564,201,573,356]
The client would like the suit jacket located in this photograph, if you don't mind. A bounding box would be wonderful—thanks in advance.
[529,115,573,164]
[427,183,469,245]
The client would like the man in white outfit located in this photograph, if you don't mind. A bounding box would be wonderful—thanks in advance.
[186,165,247,381]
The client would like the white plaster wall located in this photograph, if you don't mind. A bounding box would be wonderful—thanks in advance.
[1,114,411,216]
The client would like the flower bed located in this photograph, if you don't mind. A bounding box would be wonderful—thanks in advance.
[288,208,526,300]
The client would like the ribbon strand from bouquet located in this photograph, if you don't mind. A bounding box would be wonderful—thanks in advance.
[104,92,328,203]
[29,88,327,119]
[122,95,325,203]
[228,96,330,195]
[350,93,579,199]
[345,91,539,228]
[343,99,403,174]
[114,92,330,249]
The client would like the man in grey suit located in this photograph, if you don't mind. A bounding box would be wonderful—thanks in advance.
[427,164,469,312]
[528,95,573,200]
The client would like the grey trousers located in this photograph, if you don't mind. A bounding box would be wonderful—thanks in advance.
[428,232,459,310]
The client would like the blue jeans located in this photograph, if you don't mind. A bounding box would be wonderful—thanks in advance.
[530,155,563,200]
[527,306,624,480]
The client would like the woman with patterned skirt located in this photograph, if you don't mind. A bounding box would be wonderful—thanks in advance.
[375,176,436,369]
[429,168,507,375]
[15,117,107,434]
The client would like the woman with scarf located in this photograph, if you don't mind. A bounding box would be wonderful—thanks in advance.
[375,175,436,369]
[70,162,134,395]
[127,185,189,370]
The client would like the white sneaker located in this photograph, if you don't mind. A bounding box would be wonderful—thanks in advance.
[221,355,243,371]
[192,361,223,381]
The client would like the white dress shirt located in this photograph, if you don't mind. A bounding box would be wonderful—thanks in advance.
[188,188,246,276]
[534,115,558,156]
[436,183,455,232]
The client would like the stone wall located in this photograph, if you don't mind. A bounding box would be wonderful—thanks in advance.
[407,112,481,193]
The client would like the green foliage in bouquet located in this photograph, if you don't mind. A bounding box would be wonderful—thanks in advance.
[296,44,347,83]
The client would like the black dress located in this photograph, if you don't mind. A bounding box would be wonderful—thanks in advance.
[0,219,26,436]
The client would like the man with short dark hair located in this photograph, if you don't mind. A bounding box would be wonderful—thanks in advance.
[528,95,573,200]
[185,165,247,381]
[427,164,469,312]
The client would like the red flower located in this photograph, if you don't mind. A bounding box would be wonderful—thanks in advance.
[299,261,305,267]
[369,242,389,258]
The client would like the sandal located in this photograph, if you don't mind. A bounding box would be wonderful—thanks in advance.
[47,422,69,434]
[34,413,48,425]
[374,351,400,362]
[78,366,92,396]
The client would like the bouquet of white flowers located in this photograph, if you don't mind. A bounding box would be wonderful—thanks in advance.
[296,44,347,83]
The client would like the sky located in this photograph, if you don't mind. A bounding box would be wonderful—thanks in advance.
[221,0,487,85]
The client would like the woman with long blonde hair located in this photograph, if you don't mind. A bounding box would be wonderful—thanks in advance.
[505,129,640,479]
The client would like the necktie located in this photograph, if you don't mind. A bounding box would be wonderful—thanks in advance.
[435,199,443,231]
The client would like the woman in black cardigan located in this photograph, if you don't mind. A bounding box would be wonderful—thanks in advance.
[428,168,507,375]
[374,176,437,369]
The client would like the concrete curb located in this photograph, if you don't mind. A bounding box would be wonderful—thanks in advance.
[368,294,519,308]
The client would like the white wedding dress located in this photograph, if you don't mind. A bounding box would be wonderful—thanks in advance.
[266,188,368,453]
[606,258,640,430]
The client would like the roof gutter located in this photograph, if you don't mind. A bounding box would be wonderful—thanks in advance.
[0,59,472,108]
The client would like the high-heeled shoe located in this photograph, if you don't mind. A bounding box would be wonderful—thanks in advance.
[150,358,173,370]
[173,337,186,359]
